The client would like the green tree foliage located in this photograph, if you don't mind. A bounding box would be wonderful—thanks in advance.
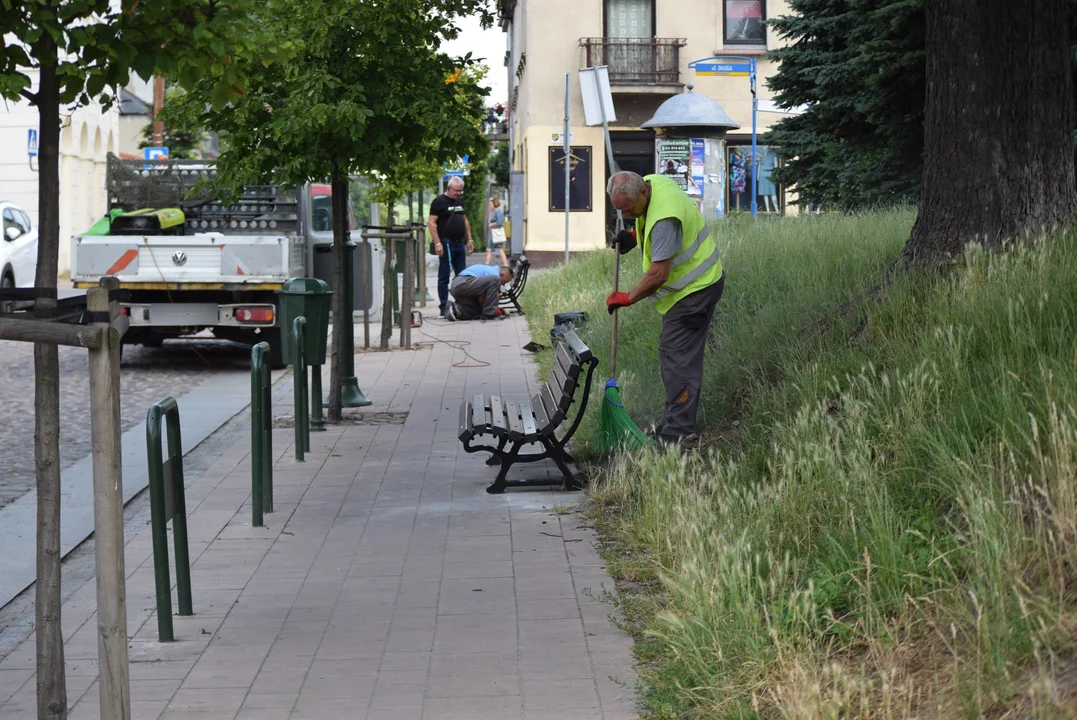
[138,88,206,159]
[765,0,924,210]
[167,0,492,419]
[462,142,493,251]
[767,0,1077,211]
[490,140,510,188]
[0,3,267,718]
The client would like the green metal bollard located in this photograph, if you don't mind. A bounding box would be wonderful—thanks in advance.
[293,316,309,461]
[251,342,274,526]
[146,397,193,642]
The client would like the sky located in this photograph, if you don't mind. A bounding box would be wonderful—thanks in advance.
[441,13,509,108]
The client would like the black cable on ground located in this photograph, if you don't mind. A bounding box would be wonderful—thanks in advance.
[414,319,491,368]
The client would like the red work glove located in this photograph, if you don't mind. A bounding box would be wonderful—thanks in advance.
[606,291,631,315]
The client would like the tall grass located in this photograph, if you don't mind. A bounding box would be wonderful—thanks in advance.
[523,210,1077,718]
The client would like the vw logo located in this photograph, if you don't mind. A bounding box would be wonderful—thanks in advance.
[171,251,187,266]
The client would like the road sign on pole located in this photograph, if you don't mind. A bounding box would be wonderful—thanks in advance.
[691,60,753,77]
[27,129,38,158]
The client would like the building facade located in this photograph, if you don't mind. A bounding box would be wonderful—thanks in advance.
[0,71,120,275]
[499,0,797,262]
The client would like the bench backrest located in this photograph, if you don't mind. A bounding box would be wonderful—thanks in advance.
[505,258,530,296]
[535,329,593,428]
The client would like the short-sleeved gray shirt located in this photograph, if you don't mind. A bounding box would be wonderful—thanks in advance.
[647,218,683,262]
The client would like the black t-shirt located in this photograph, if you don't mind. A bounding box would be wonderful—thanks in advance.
[429,194,467,243]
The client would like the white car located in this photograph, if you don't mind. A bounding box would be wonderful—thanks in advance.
[0,201,38,310]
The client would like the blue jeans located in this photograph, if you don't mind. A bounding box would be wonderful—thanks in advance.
[438,241,467,310]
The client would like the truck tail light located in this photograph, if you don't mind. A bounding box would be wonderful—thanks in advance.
[235,307,274,323]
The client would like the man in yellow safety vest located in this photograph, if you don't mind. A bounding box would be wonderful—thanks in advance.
[605,171,726,446]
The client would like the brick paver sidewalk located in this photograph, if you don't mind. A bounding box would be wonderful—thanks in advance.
[0,311,639,720]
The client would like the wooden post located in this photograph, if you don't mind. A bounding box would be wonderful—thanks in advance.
[87,278,131,720]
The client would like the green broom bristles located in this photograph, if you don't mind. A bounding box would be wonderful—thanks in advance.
[594,379,654,454]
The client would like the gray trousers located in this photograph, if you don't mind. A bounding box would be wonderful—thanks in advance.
[657,274,725,440]
[450,275,501,320]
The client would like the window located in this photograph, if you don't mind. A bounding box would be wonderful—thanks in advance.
[727,145,783,214]
[2,208,22,240]
[605,0,654,39]
[15,210,31,235]
[311,194,332,232]
[725,0,766,45]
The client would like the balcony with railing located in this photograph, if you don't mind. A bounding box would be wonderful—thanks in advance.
[580,37,687,91]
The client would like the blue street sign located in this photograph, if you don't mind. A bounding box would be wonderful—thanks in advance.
[144,147,169,161]
[442,154,470,178]
[689,56,761,218]
[27,129,37,158]
[692,60,752,77]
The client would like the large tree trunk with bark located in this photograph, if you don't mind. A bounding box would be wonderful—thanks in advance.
[34,38,68,720]
[328,164,347,422]
[903,0,1077,265]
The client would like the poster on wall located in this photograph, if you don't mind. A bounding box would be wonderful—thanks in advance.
[690,139,706,207]
[657,138,706,202]
[549,146,593,212]
[657,138,691,194]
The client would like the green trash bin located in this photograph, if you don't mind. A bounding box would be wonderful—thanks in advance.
[276,278,332,366]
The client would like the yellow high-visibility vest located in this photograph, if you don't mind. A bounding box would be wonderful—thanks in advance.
[639,174,723,314]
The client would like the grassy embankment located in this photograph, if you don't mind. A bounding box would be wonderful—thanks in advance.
[523,210,1077,718]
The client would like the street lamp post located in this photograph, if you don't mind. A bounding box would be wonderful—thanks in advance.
[329,240,371,408]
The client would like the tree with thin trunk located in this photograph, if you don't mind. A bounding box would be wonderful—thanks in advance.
[0,4,263,717]
[903,0,1077,265]
[168,0,492,422]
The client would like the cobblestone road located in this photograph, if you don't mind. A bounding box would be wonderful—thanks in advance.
[0,337,256,509]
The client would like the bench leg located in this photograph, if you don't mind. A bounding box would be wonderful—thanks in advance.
[511,294,524,315]
[486,437,507,466]
[545,440,583,491]
[486,443,520,495]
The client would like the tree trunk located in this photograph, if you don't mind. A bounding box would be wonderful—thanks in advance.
[380,207,395,350]
[328,164,346,422]
[34,36,68,720]
[903,0,1077,265]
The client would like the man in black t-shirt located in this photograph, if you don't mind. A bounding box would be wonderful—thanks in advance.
[427,176,474,316]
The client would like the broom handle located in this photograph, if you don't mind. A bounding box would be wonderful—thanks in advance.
[610,215,623,380]
[600,108,623,381]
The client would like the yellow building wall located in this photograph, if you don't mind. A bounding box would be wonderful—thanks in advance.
[509,0,801,251]
[522,125,608,254]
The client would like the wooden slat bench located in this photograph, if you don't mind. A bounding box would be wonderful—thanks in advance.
[458,329,598,494]
[499,256,531,316]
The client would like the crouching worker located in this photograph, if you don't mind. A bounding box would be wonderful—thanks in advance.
[446,264,513,322]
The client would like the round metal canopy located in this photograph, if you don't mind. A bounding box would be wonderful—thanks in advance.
[641,84,740,131]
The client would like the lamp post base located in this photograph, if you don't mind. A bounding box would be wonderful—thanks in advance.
[323,376,372,408]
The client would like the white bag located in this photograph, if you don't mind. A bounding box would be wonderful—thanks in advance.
[490,227,507,246]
